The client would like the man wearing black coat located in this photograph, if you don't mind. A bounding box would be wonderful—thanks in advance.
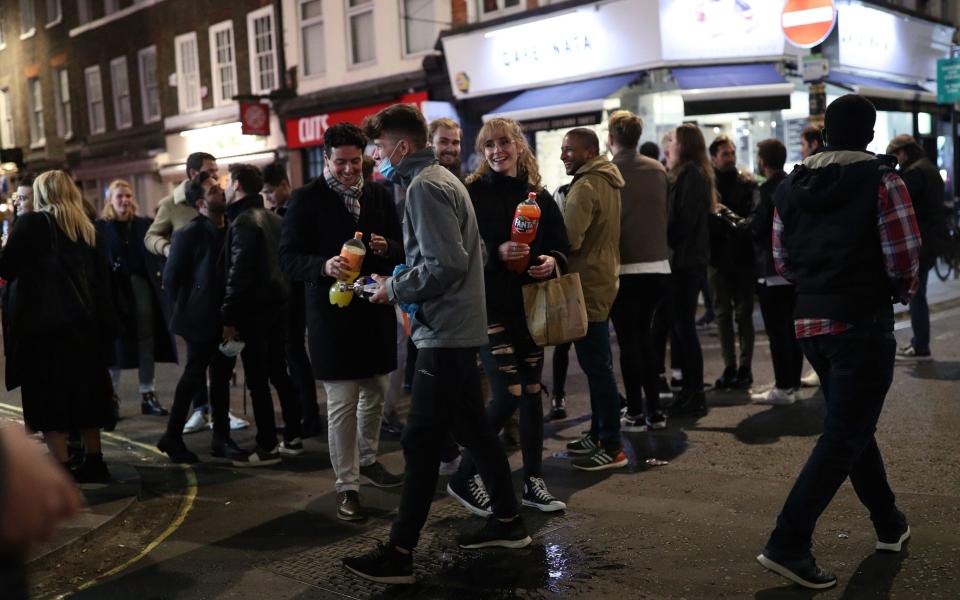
[157,174,242,464]
[280,123,404,521]
[222,164,302,466]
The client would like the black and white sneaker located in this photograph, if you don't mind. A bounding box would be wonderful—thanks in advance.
[876,525,911,552]
[232,446,281,468]
[522,476,566,512]
[359,462,404,488]
[646,411,667,430]
[549,395,567,420]
[447,473,492,517]
[756,553,837,590]
[621,413,648,432]
[342,542,414,585]
[658,375,673,399]
[458,516,532,549]
[565,434,598,455]
[278,437,304,456]
[571,447,628,472]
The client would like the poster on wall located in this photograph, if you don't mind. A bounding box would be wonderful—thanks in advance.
[659,0,787,61]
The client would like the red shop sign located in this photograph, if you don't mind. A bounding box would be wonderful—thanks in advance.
[286,91,428,149]
[240,101,271,136]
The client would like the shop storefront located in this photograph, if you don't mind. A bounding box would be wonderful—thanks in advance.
[441,0,953,194]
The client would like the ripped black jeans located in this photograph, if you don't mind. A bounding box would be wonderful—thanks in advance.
[458,317,545,481]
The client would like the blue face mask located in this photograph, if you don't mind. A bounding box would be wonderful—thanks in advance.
[378,144,405,182]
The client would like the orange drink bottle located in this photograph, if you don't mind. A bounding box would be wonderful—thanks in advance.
[329,232,366,307]
[506,192,541,273]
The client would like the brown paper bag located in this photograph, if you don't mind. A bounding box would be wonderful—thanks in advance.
[522,269,588,347]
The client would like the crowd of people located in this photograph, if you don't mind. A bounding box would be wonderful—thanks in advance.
[0,93,938,591]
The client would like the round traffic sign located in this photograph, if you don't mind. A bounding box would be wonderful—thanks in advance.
[782,0,837,49]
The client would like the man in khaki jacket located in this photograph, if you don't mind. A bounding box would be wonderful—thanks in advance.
[559,128,627,472]
[145,152,218,257]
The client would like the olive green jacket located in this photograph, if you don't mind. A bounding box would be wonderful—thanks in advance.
[144,180,198,256]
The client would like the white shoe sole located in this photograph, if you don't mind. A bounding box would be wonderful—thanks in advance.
[459,535,532,550]
[876,526,911,552]
[232,456,281,467]
[360,474,404,488]
[278,447,304,457]
[342,562,414,585]
[621,424,650,432]
[522,498,567,512]
[572,457,628,472]
[895,355,933,362]
[753,397,797,406]
[756,554,837,590]
[446,483,492,517]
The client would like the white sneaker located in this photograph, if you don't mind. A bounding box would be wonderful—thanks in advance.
[439,455,461,476]
[751,387,797,406]
[209,412,250,431]
[800,371,820,388]
[183,408,210,435]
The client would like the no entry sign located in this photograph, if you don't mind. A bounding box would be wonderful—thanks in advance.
[782,0,837,49]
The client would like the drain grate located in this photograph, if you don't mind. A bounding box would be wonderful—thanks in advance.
[260,499,593,598]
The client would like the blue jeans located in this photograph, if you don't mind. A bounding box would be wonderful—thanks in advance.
[910,265,931,354]
[573,321,621,451]
[766,326,904,559]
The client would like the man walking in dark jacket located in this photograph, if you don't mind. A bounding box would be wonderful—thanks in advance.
[222,164,303,466]
[158,174,243,463]
[887,134,948,361]
[757,95,919,589]
[342,103,529,585]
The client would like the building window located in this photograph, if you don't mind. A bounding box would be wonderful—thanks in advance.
[299,0,324,77]
[27,77,44,146]
[175,32,202,114]
[20,0,36,37]
[104,0,119,15]
[347,0,375,66]
[53,67,71,138]
[247,7,278,94]
[401,0,435,56]
[209,20,237,107]
[45,0,61,26]
[84,65,106,134]
[0,6,6,49]
[77,0,91,24]
[479,0,521,19]
[0,89,14,149]
[110,56,132,129]
[138,46,160,123]
[304,147,325,181]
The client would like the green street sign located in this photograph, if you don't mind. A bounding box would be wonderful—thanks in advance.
[937,57,960,104]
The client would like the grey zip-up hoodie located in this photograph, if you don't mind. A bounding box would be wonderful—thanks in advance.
[386,149,488,349]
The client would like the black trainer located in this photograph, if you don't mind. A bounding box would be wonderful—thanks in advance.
[458,516,532,549]
[140,391,168,416]
[735,366,753,389]
[72,454,111,484]
[337,490,365,522]
[447,473,492,517]
[876,524,911,552]
[658,375,673,399]
[157,435,199,464]
[714,367,738,390]
[756,553,837,590]
[211,437,246,460]
[232,446,281,468]
[646,411,667,430]
[670,390,707,417]
[359,462,404,488]
[522,476,566,512]
[550,394,567,420]
[342,542,414,585]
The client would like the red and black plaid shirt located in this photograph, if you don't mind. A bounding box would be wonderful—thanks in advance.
[772,169,921,339]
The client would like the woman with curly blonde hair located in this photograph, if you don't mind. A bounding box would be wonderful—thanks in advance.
[0,171,117,482]
[446,118,571,516]
[97,179,177,418]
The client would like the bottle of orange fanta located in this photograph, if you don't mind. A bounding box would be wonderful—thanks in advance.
[329,231,366,307]
[506,192,541,273]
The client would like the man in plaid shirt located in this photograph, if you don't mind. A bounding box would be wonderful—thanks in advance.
[757,95,920,590]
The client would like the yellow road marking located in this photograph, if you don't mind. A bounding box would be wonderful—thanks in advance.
[0,401,198,598]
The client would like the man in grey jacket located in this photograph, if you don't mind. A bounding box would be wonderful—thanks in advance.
[342,103,530,585]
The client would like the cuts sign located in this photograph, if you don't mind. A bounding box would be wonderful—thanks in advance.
[286,92,428,149]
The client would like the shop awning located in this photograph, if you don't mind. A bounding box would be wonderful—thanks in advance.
[825,71,936,104]
[672,64,795,116]
[482,73,639,123]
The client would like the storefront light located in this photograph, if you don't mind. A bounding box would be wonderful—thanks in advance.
[771,121,777,129]
[0,203,7,212]
[180,121,244,139]
[713,126,720,134]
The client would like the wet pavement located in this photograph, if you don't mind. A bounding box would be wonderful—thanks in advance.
[3,302,960,599]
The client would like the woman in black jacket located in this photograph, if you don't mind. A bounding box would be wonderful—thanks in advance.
[98,180,177,417]
[665,124,715,417]
[0,171,117,482]
[447,118,570,516]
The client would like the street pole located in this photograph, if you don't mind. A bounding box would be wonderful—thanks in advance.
[953,44,959,204]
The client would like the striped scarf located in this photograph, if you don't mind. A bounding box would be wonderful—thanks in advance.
[325,168,364,222]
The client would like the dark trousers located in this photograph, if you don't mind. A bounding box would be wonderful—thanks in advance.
[611,274,668,416]
[671,268,705,393]
[0,556,27,600]
[756,284,803,390]
[573,321,622,451]
[390,347,518,550]
[766,327,903,559]
[166,339,235,441]
[709,265,755,371]
[910,262,932,353]
[404,339,418,389]
[240,317,302,451]
[652,292,683,377]
[286,288,319,427]
[552,341,571,396]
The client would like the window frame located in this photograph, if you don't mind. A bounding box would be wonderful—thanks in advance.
[53,66,71,139]
[477,0,523,21]
[84,65,106,135]
[19,0,36,39]
[0,6,6,50]
[27,76,45,147]
[174,31,202,114]
[208,19,237,107]
[104,0,119,15]
[399,0,436,58]
[77,0,91,25]
[110,56,133,129]
[345,0,376,68]
[298,0,325,78]
[45,0,61,27]
[247,6,279,95]
[0,88,14,149]
[138,45,160,124]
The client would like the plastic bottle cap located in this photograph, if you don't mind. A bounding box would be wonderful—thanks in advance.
[528,192,537,200]
[354,231,363,239]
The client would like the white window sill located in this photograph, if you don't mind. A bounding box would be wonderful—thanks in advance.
[144,115,162,124]
[30,140,46,149]
[347,59,377,71]
[20,29,37,40]
[45,16,63,29]
[116,122,132,130]
[70,0,167,37]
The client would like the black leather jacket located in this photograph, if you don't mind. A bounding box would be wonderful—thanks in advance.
[163,215,227,342]
[222,194,289,329]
